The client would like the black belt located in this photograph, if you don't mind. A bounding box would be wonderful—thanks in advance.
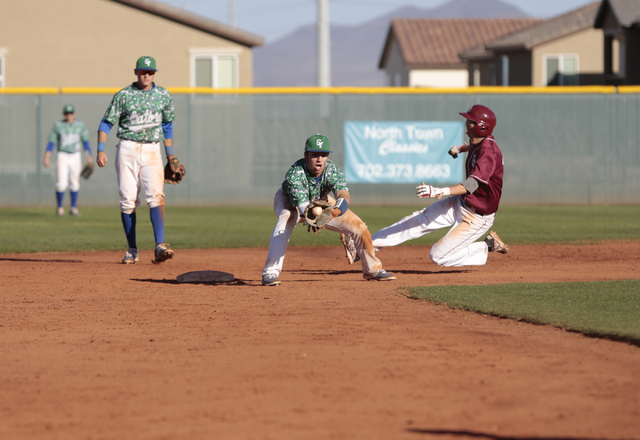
[462,200,487,216]
[122,139,157,144]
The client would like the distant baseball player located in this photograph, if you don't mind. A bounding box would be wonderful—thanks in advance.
[43,104,93,216]
[371,104,508,266]
[261,134,396,286]
[96,56,185,264]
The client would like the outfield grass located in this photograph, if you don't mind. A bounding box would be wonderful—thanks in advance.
[1,204,639,254]
[407,281,640,346]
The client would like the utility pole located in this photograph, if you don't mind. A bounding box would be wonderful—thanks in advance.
[229,0,235,27]
[317,0,330,87]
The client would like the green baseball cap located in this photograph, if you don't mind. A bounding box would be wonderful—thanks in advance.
[135,56,157,71]
[63,104,75,114]
[305,134,331,153]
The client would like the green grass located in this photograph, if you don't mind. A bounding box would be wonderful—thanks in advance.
[1,204,638,254]
[407,281,640,346]
[2,205,639,345]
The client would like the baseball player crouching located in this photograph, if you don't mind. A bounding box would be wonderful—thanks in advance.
[261,134,396,286]
[96,56,184,264]
[371,105,508,266]
[43,104,93,216]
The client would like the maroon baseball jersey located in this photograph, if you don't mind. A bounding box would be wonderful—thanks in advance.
[463,135,503,215]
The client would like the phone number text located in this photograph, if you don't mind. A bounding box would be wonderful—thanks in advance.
[355,163,451,180]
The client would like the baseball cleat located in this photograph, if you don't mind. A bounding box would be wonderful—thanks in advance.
[122,248,139,264]
[340,233,360,265]
[262,274,281,286]
[485,231,508,254]
[363,269,396,281]
[56,207,64,216]
[153,243,174,264]
[70,207,81,216]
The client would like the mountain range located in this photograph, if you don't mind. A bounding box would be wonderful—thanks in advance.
[253,0,532,87]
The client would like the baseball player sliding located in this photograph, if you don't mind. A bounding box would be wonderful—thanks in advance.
[261,134,396,286]
[96,56,185,265]
[43,104,93,216]
[371,105,508,266]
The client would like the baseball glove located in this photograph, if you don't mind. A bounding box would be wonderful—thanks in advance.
[80,162,94,179]
[164,156,186,184]
[303,200,333,233]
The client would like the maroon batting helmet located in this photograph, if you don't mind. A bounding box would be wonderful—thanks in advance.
[459,105,496,137]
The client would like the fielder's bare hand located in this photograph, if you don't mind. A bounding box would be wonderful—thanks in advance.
[97,151,108,167]
[43,151,52,168]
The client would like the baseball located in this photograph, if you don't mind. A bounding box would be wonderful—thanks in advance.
[312,206,323,216]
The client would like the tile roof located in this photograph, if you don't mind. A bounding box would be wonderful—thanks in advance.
[381,18,541,69]
[595,0,640,28]
[111,0,264,47]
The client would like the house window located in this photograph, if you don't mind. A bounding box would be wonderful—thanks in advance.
[191,54,238,88]
[612,37,625,76]
[472,64,480,86]
[0,53,5,88]
[545,55,579,86]
[501,56,509,86]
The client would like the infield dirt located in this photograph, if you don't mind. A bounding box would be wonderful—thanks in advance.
[1,243,639,440]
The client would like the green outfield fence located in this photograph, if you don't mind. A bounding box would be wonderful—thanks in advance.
[1,86,639,206]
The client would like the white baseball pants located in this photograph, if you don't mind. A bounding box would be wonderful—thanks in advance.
[371,195,494,267]
[115,139,165,214]
[262,188,383,278]
[55,151,81,192]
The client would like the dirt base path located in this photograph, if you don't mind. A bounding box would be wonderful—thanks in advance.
[1,243,639,440]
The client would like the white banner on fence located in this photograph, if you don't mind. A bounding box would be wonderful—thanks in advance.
[344,121,464,184]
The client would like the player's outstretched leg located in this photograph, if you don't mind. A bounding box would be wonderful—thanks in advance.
[327,212,396,281]
[261,189,300,286]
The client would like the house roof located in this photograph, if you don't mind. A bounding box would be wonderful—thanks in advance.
[594,0,640,28]
[379,18,541,69]
[460,2,600,60]
[487,2,600,50]
[111,0,264,47]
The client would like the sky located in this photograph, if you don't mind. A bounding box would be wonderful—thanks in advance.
[160,0,595,42]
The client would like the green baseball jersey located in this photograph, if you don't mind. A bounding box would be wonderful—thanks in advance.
[102,83,175,142]
[282,158,348,207]
[47,121,90,154]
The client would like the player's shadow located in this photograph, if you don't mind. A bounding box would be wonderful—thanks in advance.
[0,257,83,263]
[292,269,362,276]
[131,278,250,286]
[406,428,637,440]
[393,269,470,275]
[292,269,470,276]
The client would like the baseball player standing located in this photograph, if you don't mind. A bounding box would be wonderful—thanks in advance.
[43,104,93,216]
[371,105,508,266]
[261,134,396,286]
[96,56,177,264]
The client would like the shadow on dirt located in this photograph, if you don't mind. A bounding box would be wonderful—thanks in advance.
[131,278,250,286]
[406,428,637,440]
[292,268,470,275]
[0,257,83,263]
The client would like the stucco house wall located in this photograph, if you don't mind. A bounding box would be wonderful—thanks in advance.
[531,28,604,86]
[0,0,261,88]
